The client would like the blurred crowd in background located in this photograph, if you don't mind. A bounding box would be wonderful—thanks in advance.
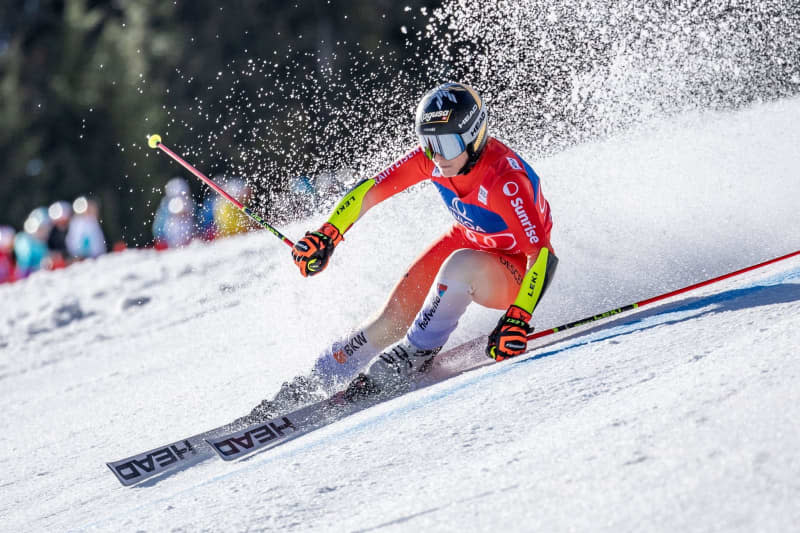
[151,171,345,249]
[0,196,106,283]
[0,1,432,248]
[151,176,253,250]
[1,171,345,285]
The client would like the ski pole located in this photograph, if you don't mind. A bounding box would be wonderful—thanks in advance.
[146,134,295,248]
[529,249,800,341]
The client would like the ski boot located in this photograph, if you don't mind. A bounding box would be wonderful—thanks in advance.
[328,340,441,407]
[362,339,441,397]
[239,374,325,425]
[342,373,382,402]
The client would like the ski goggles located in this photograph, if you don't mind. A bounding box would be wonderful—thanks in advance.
[419,133,467,161]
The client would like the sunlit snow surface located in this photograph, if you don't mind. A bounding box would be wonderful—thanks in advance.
[2,99,800,531]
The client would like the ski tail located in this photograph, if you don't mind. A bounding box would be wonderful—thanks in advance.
[106,435,209,487]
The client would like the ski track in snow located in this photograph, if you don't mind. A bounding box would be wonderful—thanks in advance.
[1,98,799,532]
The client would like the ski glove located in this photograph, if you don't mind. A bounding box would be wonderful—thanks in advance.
[487,305,532,361]
[292,222,343,277]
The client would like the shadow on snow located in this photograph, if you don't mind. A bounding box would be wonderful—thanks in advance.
[520,274,800,367]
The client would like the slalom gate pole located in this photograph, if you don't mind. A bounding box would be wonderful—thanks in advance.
[146,134,294,248]
[529,249,800,342]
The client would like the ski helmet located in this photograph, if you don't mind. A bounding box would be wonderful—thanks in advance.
[415,82,488,173]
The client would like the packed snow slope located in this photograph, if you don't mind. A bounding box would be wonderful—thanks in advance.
[1,98,799,532]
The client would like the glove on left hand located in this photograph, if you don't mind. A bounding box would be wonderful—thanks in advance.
[487,305,532,361]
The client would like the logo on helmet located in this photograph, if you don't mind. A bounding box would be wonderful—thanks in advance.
[422,109,452,123]
[431,89,459,109]
[468,110,487,137]
[458,104,478,128]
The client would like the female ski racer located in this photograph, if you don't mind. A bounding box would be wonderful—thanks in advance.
[250,82,558,417]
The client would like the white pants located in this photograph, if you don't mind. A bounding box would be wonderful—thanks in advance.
[312,247,523,389]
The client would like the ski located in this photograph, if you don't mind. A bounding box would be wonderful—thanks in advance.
[106,422,240,487]
[205,394,370,461]
[107,341,493,486]
[107,328,584,487]
[107,393,377,486]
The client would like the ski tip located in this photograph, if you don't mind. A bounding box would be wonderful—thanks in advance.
[147,134,162,149]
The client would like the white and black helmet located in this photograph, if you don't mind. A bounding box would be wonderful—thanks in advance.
[415,82,489,173]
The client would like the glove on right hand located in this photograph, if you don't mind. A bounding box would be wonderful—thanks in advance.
[291,222,343,277]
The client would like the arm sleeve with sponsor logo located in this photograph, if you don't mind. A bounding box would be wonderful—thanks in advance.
[488,171,554,314]
[327,146,432,234]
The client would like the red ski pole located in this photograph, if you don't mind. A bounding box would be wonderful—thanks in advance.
[529,249,800,341]
[146,134,295,248]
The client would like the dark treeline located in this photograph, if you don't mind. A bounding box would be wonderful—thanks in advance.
[5,1,797,246]
[0,0,438,244]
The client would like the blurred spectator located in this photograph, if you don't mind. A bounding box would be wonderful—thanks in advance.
[47,200,72,268]
[14,207,51,277]
[213,178,252,237]
[196,193,218,241]
[287,175,317,217]
[66,196,107,259]
[290,175,315,196]
[0,225,16,283]
[152,177,197,249]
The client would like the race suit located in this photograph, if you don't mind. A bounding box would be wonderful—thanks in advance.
[314,137,555,384]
